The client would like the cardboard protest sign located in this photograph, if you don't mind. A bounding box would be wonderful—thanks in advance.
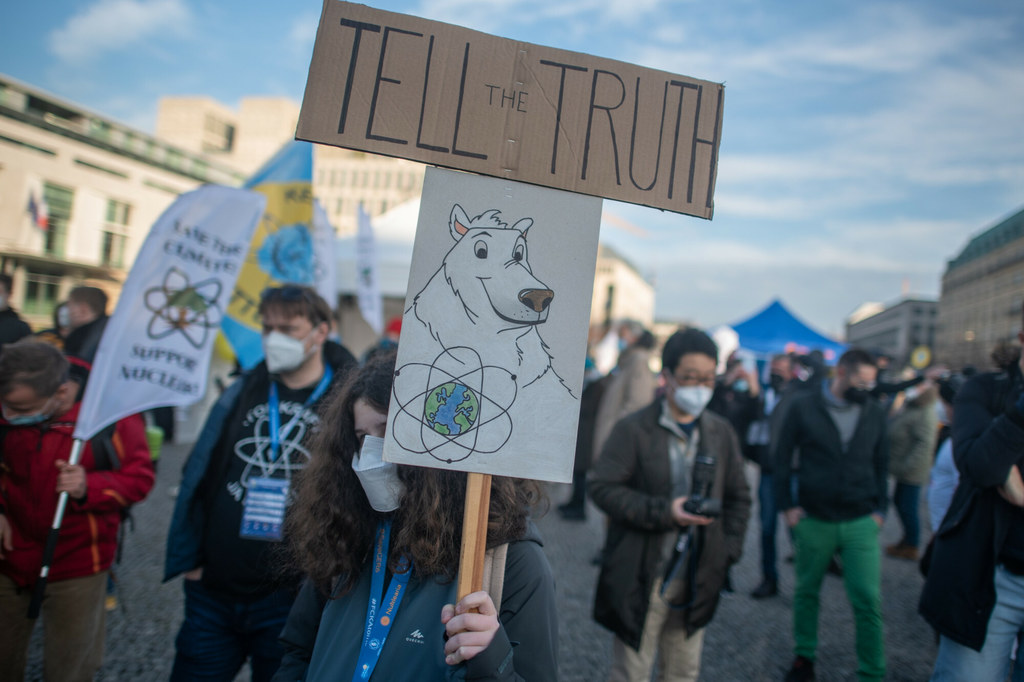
[298,1,723,219]
[383,168,601,482]
[75,186,265,440]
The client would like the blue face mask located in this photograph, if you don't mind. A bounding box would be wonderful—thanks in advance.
[2,397,55,426]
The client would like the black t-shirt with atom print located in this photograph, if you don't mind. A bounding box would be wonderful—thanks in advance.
[202,373,323,600]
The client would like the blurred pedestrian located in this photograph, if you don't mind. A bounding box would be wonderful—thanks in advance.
[886,381,939,561]
[589,328,751,682]
[164,285,356,682]
[63,285,109,365]
[274,351,557,680]
[559,356,607,521]
[0,273,31,355]
[920,306,1024,681]
[747,353,795,599]
[775,349,889,682]
[926,378,960,534]
[592,320,657,458]
[0,340,153,682]
[35,301,71,350]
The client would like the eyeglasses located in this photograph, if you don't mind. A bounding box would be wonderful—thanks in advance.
[673,372,716,387]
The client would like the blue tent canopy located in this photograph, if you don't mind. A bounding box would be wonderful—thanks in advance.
[729,299,846,361]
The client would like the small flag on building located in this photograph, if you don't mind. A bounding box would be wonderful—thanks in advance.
[26,184,48,231]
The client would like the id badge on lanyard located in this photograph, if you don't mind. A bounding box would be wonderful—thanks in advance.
[239,367,334,541]
[240,477,289,541]
[353,520,412,681]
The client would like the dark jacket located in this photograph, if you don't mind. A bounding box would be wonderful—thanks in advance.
[919,366,1024,651]
[773,385,889,521]
[64,315,108,365]
[0,308,31,352]
[588,401,751,649]
[163,341,355,582]
[273,524,557,681]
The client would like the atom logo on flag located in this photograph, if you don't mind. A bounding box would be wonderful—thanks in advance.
[143,267,222,349]
[391,346,517,464]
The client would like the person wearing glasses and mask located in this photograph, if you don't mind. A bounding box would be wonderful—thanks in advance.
[166,285,356,682]
[774,349,889,682]
[589,328,751,682]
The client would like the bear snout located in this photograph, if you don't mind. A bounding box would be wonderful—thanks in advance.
[519,288,554,313]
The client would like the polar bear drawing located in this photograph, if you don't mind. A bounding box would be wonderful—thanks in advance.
[403,203,572,398]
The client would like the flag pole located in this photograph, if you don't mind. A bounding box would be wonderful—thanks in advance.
[27,438,85,619]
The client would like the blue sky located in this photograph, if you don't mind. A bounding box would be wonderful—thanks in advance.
[4,0,1023,337]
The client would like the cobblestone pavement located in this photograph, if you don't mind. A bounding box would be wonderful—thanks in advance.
[26,444,937,681]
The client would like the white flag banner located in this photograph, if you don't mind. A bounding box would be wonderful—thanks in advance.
[312,199,338,309]
[355,204,383,336]
[74,185,266,441]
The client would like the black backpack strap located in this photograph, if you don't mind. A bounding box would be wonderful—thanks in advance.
[89,423,121,471]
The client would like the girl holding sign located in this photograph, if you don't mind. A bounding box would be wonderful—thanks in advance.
[273,351,558,681]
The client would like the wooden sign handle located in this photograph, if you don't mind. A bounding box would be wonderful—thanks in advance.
[456,472,492,602]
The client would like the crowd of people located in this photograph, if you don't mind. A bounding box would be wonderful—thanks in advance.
[0,276,1022,681]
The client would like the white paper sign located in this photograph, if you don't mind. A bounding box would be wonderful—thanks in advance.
[384,168,601,483]
[74,185,266,441]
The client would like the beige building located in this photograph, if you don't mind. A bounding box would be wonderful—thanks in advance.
[591,243,655,328]
[936,206,1024,370]
[155,95,301,177]
[0,74,245,329]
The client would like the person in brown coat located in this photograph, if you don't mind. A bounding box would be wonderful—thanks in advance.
[589,328,751,682]
[592,320,657,459]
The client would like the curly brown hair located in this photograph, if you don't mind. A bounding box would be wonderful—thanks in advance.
[284,350,545,593]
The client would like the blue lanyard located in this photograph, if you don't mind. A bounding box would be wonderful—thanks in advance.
[353,520,412,682]
[268,365,333,462]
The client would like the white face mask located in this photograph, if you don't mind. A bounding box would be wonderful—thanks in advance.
[352,435,405,512]
[262,330,315,374]
[673,385,714,418]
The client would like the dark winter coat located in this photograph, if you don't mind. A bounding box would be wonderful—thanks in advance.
[588,401,751,649]
[919,366,1024,651]
[773,385,889,521]
[0,308,31,352]
[273,524,557,681]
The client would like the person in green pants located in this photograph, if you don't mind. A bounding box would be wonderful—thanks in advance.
[773,349,889,682]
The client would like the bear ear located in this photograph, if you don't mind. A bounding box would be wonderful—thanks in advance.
[512,217,533,238]
[450,204,471,239]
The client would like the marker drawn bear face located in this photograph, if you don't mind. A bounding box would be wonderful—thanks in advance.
[444,204,554,326]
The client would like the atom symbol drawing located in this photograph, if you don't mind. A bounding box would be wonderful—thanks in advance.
[232,410,313,486]
[143,267,222,349]
[391,346,517,464]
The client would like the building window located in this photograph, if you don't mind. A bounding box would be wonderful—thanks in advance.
[22,271,61,317]
[102,198,131,268]
[43,182,73,258]
[101,231,127,268]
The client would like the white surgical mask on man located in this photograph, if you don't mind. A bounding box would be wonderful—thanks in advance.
[352,435,405,512]
[262,330,315,374]
[673,385,714,418]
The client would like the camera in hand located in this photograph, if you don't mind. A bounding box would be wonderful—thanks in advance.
[683,495,721,518]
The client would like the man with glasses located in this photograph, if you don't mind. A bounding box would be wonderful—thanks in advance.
[590,328,751,682]
[774,349,888,682]
[165,285,356,682]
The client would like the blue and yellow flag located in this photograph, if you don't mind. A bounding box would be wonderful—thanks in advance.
[222,141,316,369]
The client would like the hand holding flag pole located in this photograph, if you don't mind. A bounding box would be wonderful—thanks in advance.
[27,438,84,619]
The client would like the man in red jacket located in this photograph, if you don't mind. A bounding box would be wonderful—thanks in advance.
[0,340,154,682]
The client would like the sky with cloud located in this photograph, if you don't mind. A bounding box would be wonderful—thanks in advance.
[3,0,1022,337]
